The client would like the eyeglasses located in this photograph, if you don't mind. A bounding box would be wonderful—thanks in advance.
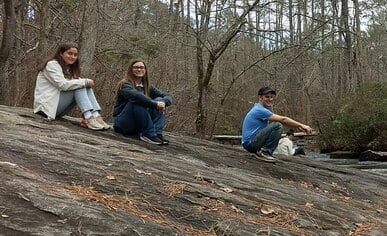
[133,66,145,70]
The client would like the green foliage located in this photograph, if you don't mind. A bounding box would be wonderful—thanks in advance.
[318,82,387,152]
[96,47,131,61]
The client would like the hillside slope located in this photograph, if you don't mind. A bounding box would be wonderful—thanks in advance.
[0,105,385,236]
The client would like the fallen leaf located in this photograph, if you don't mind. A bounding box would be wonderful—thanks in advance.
[259,204,276,215]
[305,202,314,208]
[220,187,233,193]
[106,175,116,180]
[135,169,152,175]
[231,204,244,214]
[18,192,30,202]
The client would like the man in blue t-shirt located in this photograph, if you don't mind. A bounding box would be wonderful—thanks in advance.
[241,86,312,163]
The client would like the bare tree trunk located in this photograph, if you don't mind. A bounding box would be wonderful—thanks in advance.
[353,0,363,88]
[331,0,340,98]
[79,0,99,78]
[13,1,25,106]
[38,0,51,57]
[296,0,306,121]
[319,0,328,92]
[275,2,280,49]
[194,0,210,136]
[194,0,261,136]
[274,0,284,49]
[133,0,140,28]
[341,0,352,92]
[320,0,325,49]
[301,0,309,122]
[288,0,294,44]
[256,8,261,46]
[182,0,190,82]
[296,0,302,44]
[302,0,307,40]
[0,0,17,105]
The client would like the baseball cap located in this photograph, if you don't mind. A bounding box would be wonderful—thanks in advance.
[258,86,276,95]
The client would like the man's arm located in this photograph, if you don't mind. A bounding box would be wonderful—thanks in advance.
[269,114,312,134]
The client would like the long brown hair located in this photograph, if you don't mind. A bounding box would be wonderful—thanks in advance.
[116,59,150,96]
[38,42,81,78]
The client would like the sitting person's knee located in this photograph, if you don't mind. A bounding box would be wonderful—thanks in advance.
[272,122,283,130]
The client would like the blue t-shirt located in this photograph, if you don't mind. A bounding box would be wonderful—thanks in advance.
[241,103,273,148]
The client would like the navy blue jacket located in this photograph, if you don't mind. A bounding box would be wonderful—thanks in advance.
[113,82,172,117]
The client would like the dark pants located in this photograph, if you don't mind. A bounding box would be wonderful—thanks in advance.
[294,147,306,155]
[113,102,166,137]
[245,122,283,155]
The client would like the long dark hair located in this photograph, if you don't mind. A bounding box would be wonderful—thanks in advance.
[38,42,81,78]
[116,59,150,96]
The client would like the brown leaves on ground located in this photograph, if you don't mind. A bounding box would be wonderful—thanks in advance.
[67,183,314,235]
[163,181,187,199]
[66,184,215,236]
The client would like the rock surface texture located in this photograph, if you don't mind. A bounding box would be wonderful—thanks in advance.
[0,105,386,236]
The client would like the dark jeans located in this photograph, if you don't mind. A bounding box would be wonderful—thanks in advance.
[294,147,306,155]
[244,122,283,155]
[113,102,166,137]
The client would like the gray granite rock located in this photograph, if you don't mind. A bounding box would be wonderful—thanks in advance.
[0,105,386,235]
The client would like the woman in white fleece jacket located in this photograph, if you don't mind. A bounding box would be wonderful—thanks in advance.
[33,42,109,130]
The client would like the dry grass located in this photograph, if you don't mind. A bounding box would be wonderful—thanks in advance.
[66,182,371,236]
[194,199,315,236]
[163,181,187,199]
[349,223,387,236]
[66,183,310,235]
[66,184,216,236]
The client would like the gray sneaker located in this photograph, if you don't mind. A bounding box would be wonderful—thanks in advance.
[255,151,276,163]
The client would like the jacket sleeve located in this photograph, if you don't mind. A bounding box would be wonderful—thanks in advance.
[43,61,87,91]
[118,83,158,108]
[150,85,172,106]
[285,139,295,155]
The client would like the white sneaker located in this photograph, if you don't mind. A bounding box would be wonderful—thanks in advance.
[84,117,104,130]
[95,116,110,130]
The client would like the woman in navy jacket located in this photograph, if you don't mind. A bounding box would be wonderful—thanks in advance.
[113,59,172,145]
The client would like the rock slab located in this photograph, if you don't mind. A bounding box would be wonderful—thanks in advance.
[0,105,386,236]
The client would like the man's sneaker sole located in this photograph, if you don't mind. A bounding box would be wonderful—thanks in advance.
[140,135,162,145]
[255,153,276,163]
[157,135,169,145]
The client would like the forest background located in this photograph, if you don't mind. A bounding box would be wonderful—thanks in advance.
[0,0,386,152]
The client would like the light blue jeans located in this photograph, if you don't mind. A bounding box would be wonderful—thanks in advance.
[56,88,101,118]
[246,122,283,155]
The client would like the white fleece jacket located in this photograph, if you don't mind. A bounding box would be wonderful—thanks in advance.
[33,60,87,120]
